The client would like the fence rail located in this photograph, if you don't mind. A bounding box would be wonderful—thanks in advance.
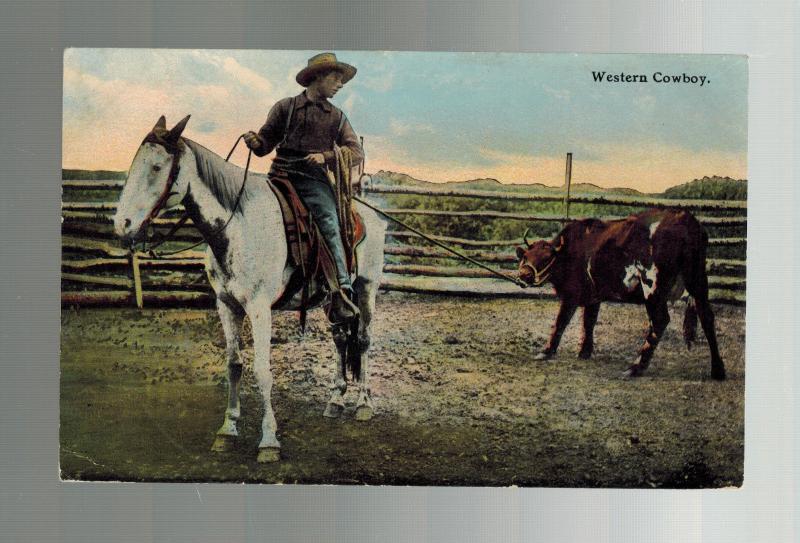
[364,184,747,211]
[62,177,747,307]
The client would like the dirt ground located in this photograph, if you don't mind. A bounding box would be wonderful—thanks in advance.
[60,292,744,487]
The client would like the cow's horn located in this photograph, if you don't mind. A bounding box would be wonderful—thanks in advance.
[554,235,565,252]
[522,227,533,247]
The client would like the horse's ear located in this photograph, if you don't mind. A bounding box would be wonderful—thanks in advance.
[167,115,191,142]
[154,115,167,130]
[516,246,526,260]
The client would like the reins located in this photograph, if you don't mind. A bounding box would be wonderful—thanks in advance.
[143,136,252,257]
[352,195,528,288]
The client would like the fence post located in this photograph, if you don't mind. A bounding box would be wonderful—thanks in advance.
[564,152,573,221]
[359,136,365,177]
[130,252,143,309]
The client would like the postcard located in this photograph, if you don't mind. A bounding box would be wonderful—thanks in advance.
[61,49,746,486]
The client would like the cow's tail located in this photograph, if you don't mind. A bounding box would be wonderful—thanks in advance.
[683,296,698,350]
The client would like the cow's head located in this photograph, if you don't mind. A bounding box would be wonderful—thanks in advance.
[516,232,563,286]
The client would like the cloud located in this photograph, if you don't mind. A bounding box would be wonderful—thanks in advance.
[341,91,361,113]
[195,120,218,133]
[358,70,395,93]
[221,57,273,95]
[62,49,747,193]
[62,66,174,169]
[389,118,435,136]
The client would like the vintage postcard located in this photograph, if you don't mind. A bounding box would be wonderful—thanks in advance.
[61,49,746,486]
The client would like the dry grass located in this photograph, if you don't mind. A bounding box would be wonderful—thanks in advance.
[60,292,744,487]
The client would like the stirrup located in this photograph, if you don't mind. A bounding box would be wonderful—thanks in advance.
[328,288,360,323]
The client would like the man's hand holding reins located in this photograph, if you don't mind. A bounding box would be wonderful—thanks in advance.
[243,131,262,151]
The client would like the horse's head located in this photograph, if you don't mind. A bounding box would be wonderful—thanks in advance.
[114,115,191,248]
[516,232,563,287]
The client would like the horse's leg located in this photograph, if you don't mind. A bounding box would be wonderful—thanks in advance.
[323,322,349,418]
[535,300,577,360]
[624,297,670,378]
[211,299,244,452]
[247,294,281,463]
[352,279,377,421]
[579,303,601,359]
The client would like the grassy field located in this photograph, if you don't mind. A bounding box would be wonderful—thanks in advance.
[60,293,744,487]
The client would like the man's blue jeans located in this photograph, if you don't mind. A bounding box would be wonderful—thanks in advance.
[282,174,351,289]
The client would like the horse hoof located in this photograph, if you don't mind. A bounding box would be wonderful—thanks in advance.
[323,403,344,418]
[354,405,374,421]
[211,434,235,453]
[533,352,552,362]
[622,366,642,379]
[257,447,281,463]
[578,349,592,360]
[711,368,727,381]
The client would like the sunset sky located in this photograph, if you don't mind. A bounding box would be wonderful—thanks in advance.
[63,49,747,192]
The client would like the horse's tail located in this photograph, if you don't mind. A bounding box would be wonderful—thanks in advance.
[683,295,698,350]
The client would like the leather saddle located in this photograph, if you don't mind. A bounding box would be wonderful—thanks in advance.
[266,177,366,311]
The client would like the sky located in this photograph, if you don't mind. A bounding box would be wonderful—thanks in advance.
[63,49,747,192]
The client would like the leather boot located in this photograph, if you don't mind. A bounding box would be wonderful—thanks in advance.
[328,288,360,323]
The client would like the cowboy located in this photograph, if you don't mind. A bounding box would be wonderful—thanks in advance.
[243,52,363,323]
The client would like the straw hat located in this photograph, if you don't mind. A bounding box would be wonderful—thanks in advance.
[295,52,357,87]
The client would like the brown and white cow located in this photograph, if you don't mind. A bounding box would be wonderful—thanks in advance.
[516,209,726,380]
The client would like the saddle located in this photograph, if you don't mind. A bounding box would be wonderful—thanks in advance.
[266,176,366,312]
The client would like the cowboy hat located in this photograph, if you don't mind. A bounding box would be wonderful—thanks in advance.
[295,52,357,87]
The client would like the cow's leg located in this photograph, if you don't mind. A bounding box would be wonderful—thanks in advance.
[624,298,670,378]
[352,278,377,421]
[323,322,349,418]
[211,299,245,453]
[535,301,577,360]
[685,268,726,380]
[695,297,726,380]
[579,303,601,359]
[693,295,726,380]
[247,295,281,463]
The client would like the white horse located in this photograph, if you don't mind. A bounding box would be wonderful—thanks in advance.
[114,115,386,463]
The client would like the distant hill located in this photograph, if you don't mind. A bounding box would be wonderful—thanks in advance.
[63,169,126,180]
[372,170,647,197]
[62,168,746,200]
[372,170,748,200]
[661,176,747,201]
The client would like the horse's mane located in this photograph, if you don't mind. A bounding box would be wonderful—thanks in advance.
[183,138,262,212]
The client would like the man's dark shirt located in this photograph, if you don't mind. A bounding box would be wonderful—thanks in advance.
[252,91,363,168]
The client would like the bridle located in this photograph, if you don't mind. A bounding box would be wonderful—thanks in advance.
[141,141,183,231]
[131,135,252,257]
[519,253,557,286]
[518,227,559,286]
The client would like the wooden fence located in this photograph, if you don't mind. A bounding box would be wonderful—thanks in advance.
[61,178,746,308]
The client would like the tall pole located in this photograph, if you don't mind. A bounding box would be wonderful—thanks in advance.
[359,136,365,177]
[564,152,573,221]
